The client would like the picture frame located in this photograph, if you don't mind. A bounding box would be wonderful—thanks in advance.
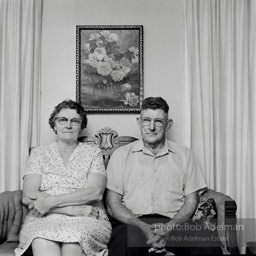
[76,25,143,112]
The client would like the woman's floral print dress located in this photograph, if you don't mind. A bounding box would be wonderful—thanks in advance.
[15,142,111,256]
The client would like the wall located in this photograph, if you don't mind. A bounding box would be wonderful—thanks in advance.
[40,0,185,145]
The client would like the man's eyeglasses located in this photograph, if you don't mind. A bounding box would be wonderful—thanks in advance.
[141,118,166,128]
[54,117,81,126]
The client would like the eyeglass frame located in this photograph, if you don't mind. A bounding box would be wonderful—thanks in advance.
[139,117,168,128]
[54,117,82,127]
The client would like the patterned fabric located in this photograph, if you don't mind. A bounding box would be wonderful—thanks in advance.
[107,139,207,218]
[15,142,111,256]
[192,197,217,229]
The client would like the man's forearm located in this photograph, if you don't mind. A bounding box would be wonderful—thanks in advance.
[107,199,151,233]
[151,193,198,241]
[108,200,138,224]
[165,192,198,232]
[167,203,196,227]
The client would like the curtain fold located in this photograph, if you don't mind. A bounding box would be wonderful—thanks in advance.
[0,0,42,191]
[184,0,256,252]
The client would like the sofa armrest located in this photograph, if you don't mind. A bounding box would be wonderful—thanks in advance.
[247,242,256,255]
[201,189,239,254]
[0,190,27,244]
[0,241,19,256]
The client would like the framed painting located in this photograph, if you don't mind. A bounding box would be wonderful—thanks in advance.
[76,25,143,112]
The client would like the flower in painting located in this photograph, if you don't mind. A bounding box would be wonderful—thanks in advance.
[83,59,98,73]
[89,33,101,41]
[131,55,138,64]
[100,30,110,38]
[94,47,106,55]
[110,70,125,82]
[104,56,119,69]
[110,66,131,82]
[89,52,103,62]
[88,53,99,62]
[93,47,107,61]
[120,83,131,92]
[119,57,132,68]
[96,61,112,76]
[129,46,139,55]
[82,43,91,54]
[107,33,118,43]
[122,66,131,76]
[100,30,119,43]
[122,92,139,107]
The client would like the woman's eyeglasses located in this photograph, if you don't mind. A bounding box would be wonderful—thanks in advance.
[54,117,81,126]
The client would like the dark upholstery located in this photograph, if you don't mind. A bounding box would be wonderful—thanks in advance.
[247,242,256,255]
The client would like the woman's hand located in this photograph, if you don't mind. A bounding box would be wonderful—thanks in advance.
[29,193,53,217]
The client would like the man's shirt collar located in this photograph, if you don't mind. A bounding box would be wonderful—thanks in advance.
[131,138,176,156]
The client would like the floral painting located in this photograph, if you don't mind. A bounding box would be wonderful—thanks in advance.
[76,25,143,112]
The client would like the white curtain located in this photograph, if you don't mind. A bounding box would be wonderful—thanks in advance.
[184,0,256,253]
[0,0,42,191]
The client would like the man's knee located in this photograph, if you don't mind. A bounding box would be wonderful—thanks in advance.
[108,224,148,256]
[110,224,146,246]
[109,224,128,247]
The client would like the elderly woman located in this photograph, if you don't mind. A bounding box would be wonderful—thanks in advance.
[15,99,111,256]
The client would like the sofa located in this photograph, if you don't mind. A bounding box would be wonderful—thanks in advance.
[0,127,240,255]
[0,190,28,256]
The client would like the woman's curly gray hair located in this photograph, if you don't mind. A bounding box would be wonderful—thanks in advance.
[49,99,87,133]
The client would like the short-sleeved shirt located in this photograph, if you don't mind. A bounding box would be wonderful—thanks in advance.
[106,139,207,218]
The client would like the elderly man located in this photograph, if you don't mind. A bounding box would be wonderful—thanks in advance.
[106,97,222,256]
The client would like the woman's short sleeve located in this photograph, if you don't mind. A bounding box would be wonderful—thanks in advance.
[89,147,106,177]
[24,149,43,176]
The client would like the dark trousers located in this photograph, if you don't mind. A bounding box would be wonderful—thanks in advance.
[108,214,223,256]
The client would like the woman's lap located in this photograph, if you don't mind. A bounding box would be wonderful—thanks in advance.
[31,239,86,256]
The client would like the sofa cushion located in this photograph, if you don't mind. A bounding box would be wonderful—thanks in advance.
[0,241,19,256]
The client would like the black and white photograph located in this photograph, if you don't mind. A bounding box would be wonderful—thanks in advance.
[0,0,255,255]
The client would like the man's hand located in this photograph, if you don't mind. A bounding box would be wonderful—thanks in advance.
[151,222,171,238]
[146,222,172,254]
[140,223,167,251]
